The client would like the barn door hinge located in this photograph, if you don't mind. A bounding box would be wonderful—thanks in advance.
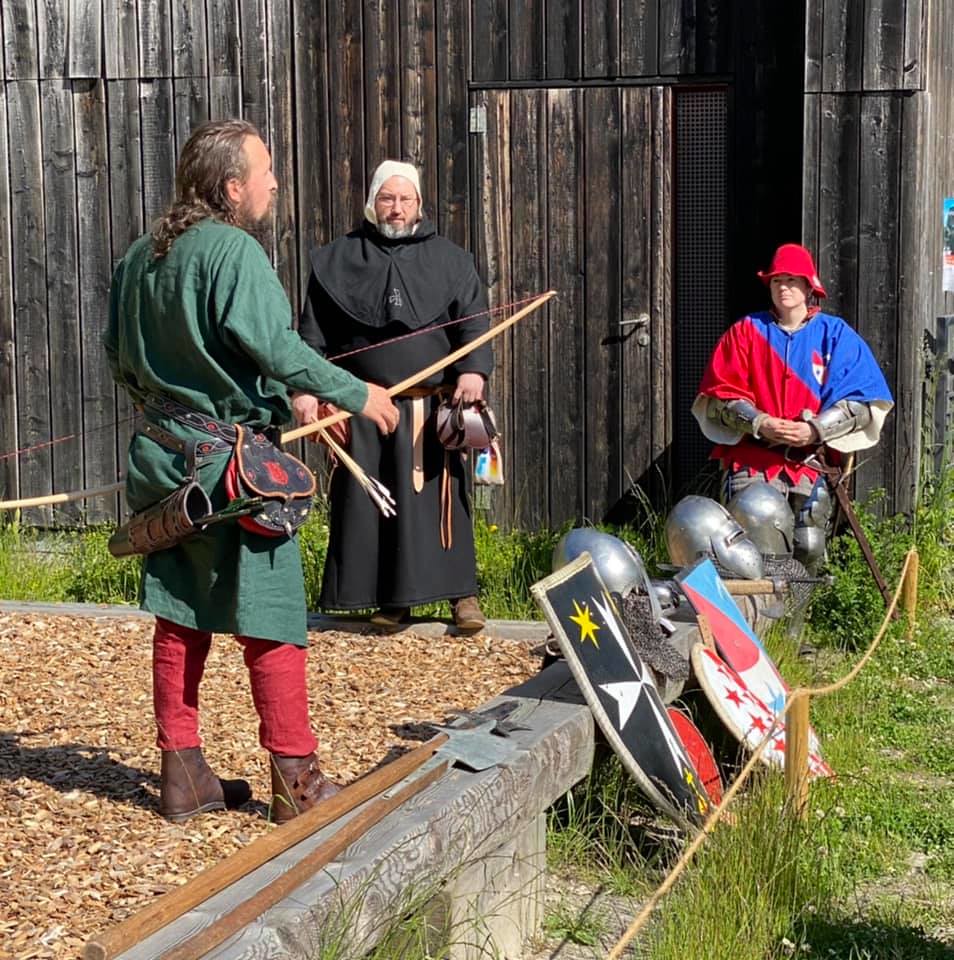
[469,105,487,134]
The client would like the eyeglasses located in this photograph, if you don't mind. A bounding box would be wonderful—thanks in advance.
[375,194,418,208]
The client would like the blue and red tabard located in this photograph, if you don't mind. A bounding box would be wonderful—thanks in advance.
[694,310,894,485]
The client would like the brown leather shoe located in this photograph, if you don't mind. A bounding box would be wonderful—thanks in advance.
[369,606,411,630]
[451,596,486,632]
[270,753,341,823]
[159,747,252,822]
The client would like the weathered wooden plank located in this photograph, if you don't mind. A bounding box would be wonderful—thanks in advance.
[658,0,694,76]
[238,0,267,132]
[402,0,438,215]
[893,92,925,513]
[470,89,513,524]
[583,0,618,78]
[139,79,175,233]
[582,86,621,519]
[41,79,83,521]
[822,0,863,92]
[695,0,727,73]
[104,0,140,78]
[36,0,68,77]
[326,0,364,236]
[75,78,119,522]
[3,0,39,78]
[620,0,657,77]
[267,0,297,309]
[7,80,51,522]
[435,0,468,247]
[171,0,206,77]
[208,0,239,78]
[620,86,653,499]
[363,0,401,169]
[509,89,548,528]
[901,0,924,90]
[650,86,673,483]
[138,0,172,77]
[68,0,103,77]
[472,0,508,83]
[0,85,18,502]
[107,78,145,477]
[855,93,901,507]
[293,0,330,294]
[545,87,584,526]
[545,0,581,80]
[509,0,543,80]
[863,0,905,91]
[209,75,241,119]
[172,75,209,154]
[816,93,860,344]
[804,0,823,92]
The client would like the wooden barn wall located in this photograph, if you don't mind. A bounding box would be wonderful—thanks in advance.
[803,0,948,515]
[0,0,471,524]
[471,0,733,80]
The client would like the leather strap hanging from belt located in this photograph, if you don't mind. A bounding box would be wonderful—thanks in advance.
[411,397,426,494]
[395,386,455,550]
[440,450,453,550]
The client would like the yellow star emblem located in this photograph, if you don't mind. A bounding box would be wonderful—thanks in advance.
[569,599,600,648]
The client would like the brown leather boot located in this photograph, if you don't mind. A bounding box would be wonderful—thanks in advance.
[451,596,486,632]
[159,747,252,822]
[270,753,341,823]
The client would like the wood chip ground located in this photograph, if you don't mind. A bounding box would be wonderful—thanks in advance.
[0,612,538,959]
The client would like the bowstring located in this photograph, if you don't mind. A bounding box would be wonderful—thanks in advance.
[0,293,549,462]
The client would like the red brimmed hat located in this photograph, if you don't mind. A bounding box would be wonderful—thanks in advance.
[757,243,826,298]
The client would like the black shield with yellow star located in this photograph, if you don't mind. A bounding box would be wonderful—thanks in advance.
[531,553,710,830]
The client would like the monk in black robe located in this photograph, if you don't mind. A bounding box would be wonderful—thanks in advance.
[295,161,493,631]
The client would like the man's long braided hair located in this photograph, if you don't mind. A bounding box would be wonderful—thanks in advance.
[152,118,259,259]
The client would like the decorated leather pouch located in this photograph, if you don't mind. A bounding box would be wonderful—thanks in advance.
[224,424,317,537]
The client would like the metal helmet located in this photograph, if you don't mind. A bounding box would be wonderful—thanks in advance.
[727,482,795,559]
[553,529,646,597]
[665,495,764,580]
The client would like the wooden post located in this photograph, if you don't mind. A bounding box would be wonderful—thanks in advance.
[902,549,919,640]
[784,691,811,819]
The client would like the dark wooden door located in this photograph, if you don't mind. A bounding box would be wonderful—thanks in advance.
[470,85,673,530]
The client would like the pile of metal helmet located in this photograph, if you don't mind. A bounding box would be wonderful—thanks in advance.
[664,495,764,580]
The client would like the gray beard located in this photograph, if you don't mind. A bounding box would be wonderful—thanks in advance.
[378,221,415,240]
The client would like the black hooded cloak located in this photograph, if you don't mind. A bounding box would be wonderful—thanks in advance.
[299,219,493,611]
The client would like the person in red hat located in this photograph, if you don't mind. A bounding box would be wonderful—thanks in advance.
[692,243,893,572]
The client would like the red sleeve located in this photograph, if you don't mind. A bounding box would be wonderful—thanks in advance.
[697,319,755,403]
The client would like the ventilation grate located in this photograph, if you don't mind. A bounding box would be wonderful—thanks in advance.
[674,88,728,493]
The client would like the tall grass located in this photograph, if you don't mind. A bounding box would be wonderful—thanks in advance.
[645,774,840,960]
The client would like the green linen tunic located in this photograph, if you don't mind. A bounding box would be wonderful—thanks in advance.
[104,220,368,645]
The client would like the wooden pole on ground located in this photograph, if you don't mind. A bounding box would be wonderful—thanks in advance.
[281,290,557,444]
[902,548,919,640]
[83,735,449,960]
[158,760,450,960]
[783,691,811,819]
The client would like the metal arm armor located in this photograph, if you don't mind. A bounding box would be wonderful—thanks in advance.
[806,400,872,443]
[707,398,769,438]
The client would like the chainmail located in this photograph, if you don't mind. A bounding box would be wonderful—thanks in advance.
[619,593,690,684]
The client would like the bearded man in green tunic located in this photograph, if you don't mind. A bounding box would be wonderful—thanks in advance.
[105,120,399,823]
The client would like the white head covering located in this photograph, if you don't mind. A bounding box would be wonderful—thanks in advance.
[364,160,422,225]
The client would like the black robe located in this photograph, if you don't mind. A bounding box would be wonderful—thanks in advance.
[299,219,493,610]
